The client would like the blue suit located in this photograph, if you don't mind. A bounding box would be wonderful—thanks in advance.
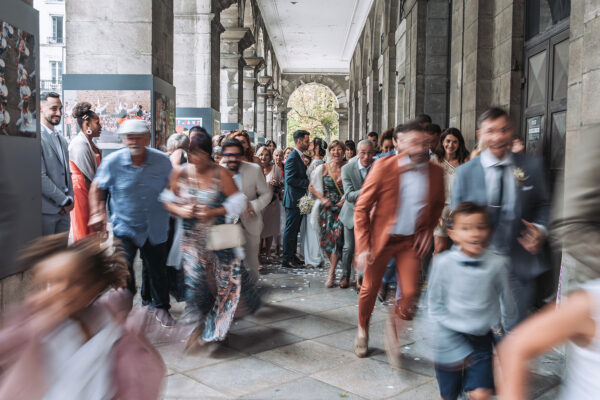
[283,149,309,262]
[450,152,550,324]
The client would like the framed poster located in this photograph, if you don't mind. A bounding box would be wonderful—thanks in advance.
[176,118,203,134]
[0,19,37,137]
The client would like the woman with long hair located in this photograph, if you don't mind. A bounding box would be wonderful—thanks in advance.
[344,140,356,160]
[68,102,102,241]
[433,127,470,253]
[228,130,259,163]
[309,140,347,287]
[162,131,262,349]
[257,146,283,263]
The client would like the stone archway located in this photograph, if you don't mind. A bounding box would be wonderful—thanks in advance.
[281,74,349,141]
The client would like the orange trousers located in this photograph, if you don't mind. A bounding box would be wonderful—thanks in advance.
[358,235,421,330]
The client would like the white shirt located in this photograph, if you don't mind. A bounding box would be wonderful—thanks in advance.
[295,148,304,159]
[391,156,428,235]
[358,161,371,180]
[479,149,515,220]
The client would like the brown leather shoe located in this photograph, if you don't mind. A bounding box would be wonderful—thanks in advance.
[354,335,369,358]
[339,276,350,289]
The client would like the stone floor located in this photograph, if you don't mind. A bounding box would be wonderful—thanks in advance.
[146,261,563,400]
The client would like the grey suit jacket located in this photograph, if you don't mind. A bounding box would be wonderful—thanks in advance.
[41,129,73,214]
[451,152,551,280]
[238,161,272,236]
[339,158,366,229]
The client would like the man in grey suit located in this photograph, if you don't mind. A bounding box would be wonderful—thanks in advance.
[40,92,73,236]
[451,107,550,325]
[339,139,376,288]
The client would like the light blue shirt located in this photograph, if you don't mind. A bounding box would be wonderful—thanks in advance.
[427,246,517,364]
[480,149,516,220]
[391,156,428,235]
[358,161,370,180]
[94,147,172,247]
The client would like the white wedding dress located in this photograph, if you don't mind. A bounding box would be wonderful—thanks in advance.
[300,163,324,267]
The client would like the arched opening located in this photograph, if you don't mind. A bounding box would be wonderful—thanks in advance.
[286,83,340,145]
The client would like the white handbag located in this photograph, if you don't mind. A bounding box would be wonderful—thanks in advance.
[207,223,246,251]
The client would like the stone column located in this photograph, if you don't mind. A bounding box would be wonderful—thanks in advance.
[337,108,349,141]
[220,28,253,126]
[66,0,173,83]
[280,111,288,146]
[424,0,450,127]
[256,86,265,138]
[242,67,256,131]
[266,94,274,140]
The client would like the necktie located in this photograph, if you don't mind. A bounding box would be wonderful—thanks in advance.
[494,164,505,207]
[460,260,481,267]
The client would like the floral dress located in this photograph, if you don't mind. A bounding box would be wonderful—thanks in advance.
[179,168,261,342]
[319,173,344,255]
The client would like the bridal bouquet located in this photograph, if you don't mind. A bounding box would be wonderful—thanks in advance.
[298,194,315,215]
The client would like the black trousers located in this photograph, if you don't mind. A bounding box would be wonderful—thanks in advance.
[283,207,303,263]
[118,235,170,310]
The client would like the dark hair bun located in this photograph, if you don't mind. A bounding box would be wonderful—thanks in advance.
[72,102,93,119]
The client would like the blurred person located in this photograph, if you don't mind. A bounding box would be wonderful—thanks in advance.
[188,125,206,142]
[273,148,285,256]
[428,203,517,400]
[228,130,259,163]
[344,140,356,160]
[379,128,394,155]
[274,148,284,176]
[221,139,272,274]
[166,133,189,167]
[432,128,470,253]
[498,128,600,400]
[308,140,347,287]
[300,137,327,268]
[451,107,550,324]
[162,133,261,348]
[257,146,283,263]
[511,138,525,154]
[339,139,375,289]
[353,120,445,357]
[213,146,223,165]
[426,123,443,157]
[282,130,310,268]
[211,134,221,147]
[68,102,102,241]
[283,146,293,163]
[88,119,174,327]
[40,92,73,237]
[416,113,432,128]
[0,233,165,400]
[265,139,276,153]
[367,131,379,151]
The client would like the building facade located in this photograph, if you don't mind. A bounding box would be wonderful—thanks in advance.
[34,0,66,93]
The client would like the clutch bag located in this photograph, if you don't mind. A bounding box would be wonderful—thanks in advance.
[207,223,246,251]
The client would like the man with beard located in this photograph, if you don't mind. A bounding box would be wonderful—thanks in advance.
[88,119,174,326]
[353,120,445,358]
[282,130,311,268]
[40,92,73,237]
[220,139,271,274]
[451,107,550,324]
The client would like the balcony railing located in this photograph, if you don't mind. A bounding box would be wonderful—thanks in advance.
[46,36,64,45]
[41,80,62,92]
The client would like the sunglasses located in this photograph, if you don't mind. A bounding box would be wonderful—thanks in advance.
[222,152,243,157]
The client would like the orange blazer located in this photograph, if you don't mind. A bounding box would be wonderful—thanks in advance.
[354,153,445,258]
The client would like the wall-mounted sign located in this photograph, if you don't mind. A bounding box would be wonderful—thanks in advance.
[527,116,542,141]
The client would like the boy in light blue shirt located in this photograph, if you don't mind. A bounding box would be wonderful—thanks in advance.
[428,201,517,400]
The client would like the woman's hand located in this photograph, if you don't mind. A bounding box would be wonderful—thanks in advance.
[179,204,196,219]
[336,198,345,208]
[195,205,218,223]
[321,197,332,208]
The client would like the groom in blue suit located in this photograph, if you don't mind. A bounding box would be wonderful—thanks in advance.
[451,108,551,325]
[282,130,311,268]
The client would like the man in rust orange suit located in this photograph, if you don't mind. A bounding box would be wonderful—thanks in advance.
[353,120,445,357]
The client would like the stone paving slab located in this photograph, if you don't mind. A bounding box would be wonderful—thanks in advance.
[133,261,566,399]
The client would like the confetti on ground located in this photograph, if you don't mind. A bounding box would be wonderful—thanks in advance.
[338,394,349,398]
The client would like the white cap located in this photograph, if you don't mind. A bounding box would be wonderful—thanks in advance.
[116,119,149,135]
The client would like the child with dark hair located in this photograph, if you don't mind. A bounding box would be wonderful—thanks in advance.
[427,202,517,400]
[0,233,166,399]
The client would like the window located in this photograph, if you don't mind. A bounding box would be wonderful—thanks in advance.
[50,61,63,84]
[525,0,571,40]
[51,15,63,43]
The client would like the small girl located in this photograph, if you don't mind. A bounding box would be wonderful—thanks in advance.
[0,233,165,400]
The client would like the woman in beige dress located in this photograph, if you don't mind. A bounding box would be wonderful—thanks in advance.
[257,146,283,263]
[433,128,470,253]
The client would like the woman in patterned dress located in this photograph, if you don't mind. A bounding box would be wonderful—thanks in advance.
[309,140,347,287]
[433,128,470,253]
[162,131,261,350]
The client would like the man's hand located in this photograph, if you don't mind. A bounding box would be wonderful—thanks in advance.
[321,197,332,209]
[244,201,256,217]
[336,198,345,208]
[518,219,544,254]
[355,251,374,273]
[413,231,433,259]
[88,212,107,233]
[63,202,74,214]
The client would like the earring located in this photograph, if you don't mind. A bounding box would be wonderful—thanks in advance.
[86,129,92,135]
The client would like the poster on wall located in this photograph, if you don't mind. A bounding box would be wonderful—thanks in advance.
[154,91,175,151]
[63,89,151,150]
[0,20,36,137]
[175,118,203,135]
